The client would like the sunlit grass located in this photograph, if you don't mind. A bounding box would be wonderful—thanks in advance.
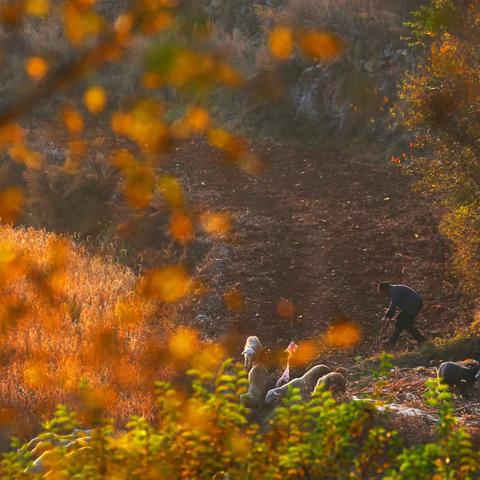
[0,226,173,439]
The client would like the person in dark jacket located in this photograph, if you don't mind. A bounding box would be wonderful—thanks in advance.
[378,282,426,346]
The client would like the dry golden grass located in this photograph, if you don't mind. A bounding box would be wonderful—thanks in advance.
[0,225,175,441]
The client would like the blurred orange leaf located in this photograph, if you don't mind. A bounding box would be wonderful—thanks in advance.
[8,144,44,169]
[170,210,194,243]
[200,211,231,239]
[0,124,24,147]
[0,187,24,224]
[141,265,191,302]
[124,164,155,209]
[25,56,48,80]
[110,149,135,171]
[269,27,294,60]
[62,107,84,134]
[325,320,362,348]
[224,287,245,312]
[184,106,210,133]
[276,298,296,318]
[64,1,103,45]
[158,176,184,209]
[299,31,344,61]
[292,340,318,366]
[169,327,199,362]
[25,0,50,16]
[84,86,107,114]
[142,72,164,89]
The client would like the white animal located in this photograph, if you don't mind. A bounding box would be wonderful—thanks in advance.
[240,365,268,410]
[315,372,346,397]
[265,364,331,407]
[242,336,262,371]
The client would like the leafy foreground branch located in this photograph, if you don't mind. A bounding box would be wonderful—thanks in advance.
[1,362,478,479]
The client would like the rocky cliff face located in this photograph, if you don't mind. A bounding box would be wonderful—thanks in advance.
[209,0,423,143]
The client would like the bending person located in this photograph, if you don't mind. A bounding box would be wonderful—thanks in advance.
[378,282,426,347]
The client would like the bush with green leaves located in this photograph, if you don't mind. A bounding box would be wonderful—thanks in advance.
[1,361,479,479]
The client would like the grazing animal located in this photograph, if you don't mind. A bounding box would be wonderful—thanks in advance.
[315,372,347,396]
[265,364,331,407]
[24,449,60,474]
[242,336,262,371]
[438,361,480,396]
[240,365,268,410]
[335,367,349,376]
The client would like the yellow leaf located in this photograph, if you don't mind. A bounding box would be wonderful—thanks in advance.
[124,164,155,209]
[25,0,50,16]
[269,27,294,60]
[83,86,106,114]
[141,266,191,303]
[208,128,232,150]
[299,31,344,61]
[0,187,24,224]
[158,176,184,208]
[25,56,48,80]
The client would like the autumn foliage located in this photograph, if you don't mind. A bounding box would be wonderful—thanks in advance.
[398,0,480,297]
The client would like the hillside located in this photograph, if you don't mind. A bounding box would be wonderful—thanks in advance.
[162,139,473,360]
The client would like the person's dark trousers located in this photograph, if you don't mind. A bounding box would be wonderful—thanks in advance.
[388,310,426,345]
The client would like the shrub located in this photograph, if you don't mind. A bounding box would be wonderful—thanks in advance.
[398,0,480,297]
[1,364,478,479]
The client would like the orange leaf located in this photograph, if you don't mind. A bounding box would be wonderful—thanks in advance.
[61,107,84,134]
[0,124,25,147]
[169,327,199,361]
[269,27,294,60]
[200,211,231,239]
[8,144,44,169]
[170,211,194,243]
[0,187,24,224]
[299,31,344,61]
[83,86,107,114]
[325,320,362,348]
[25,57,48,80]
[141,266,191,303]
[276,298,296,318]
[224,287,245,312]
[25,0,50,16]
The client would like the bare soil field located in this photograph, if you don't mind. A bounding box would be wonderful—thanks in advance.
[160,139,472,361]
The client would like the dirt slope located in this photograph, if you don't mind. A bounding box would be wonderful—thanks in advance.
[162,139,471,359]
